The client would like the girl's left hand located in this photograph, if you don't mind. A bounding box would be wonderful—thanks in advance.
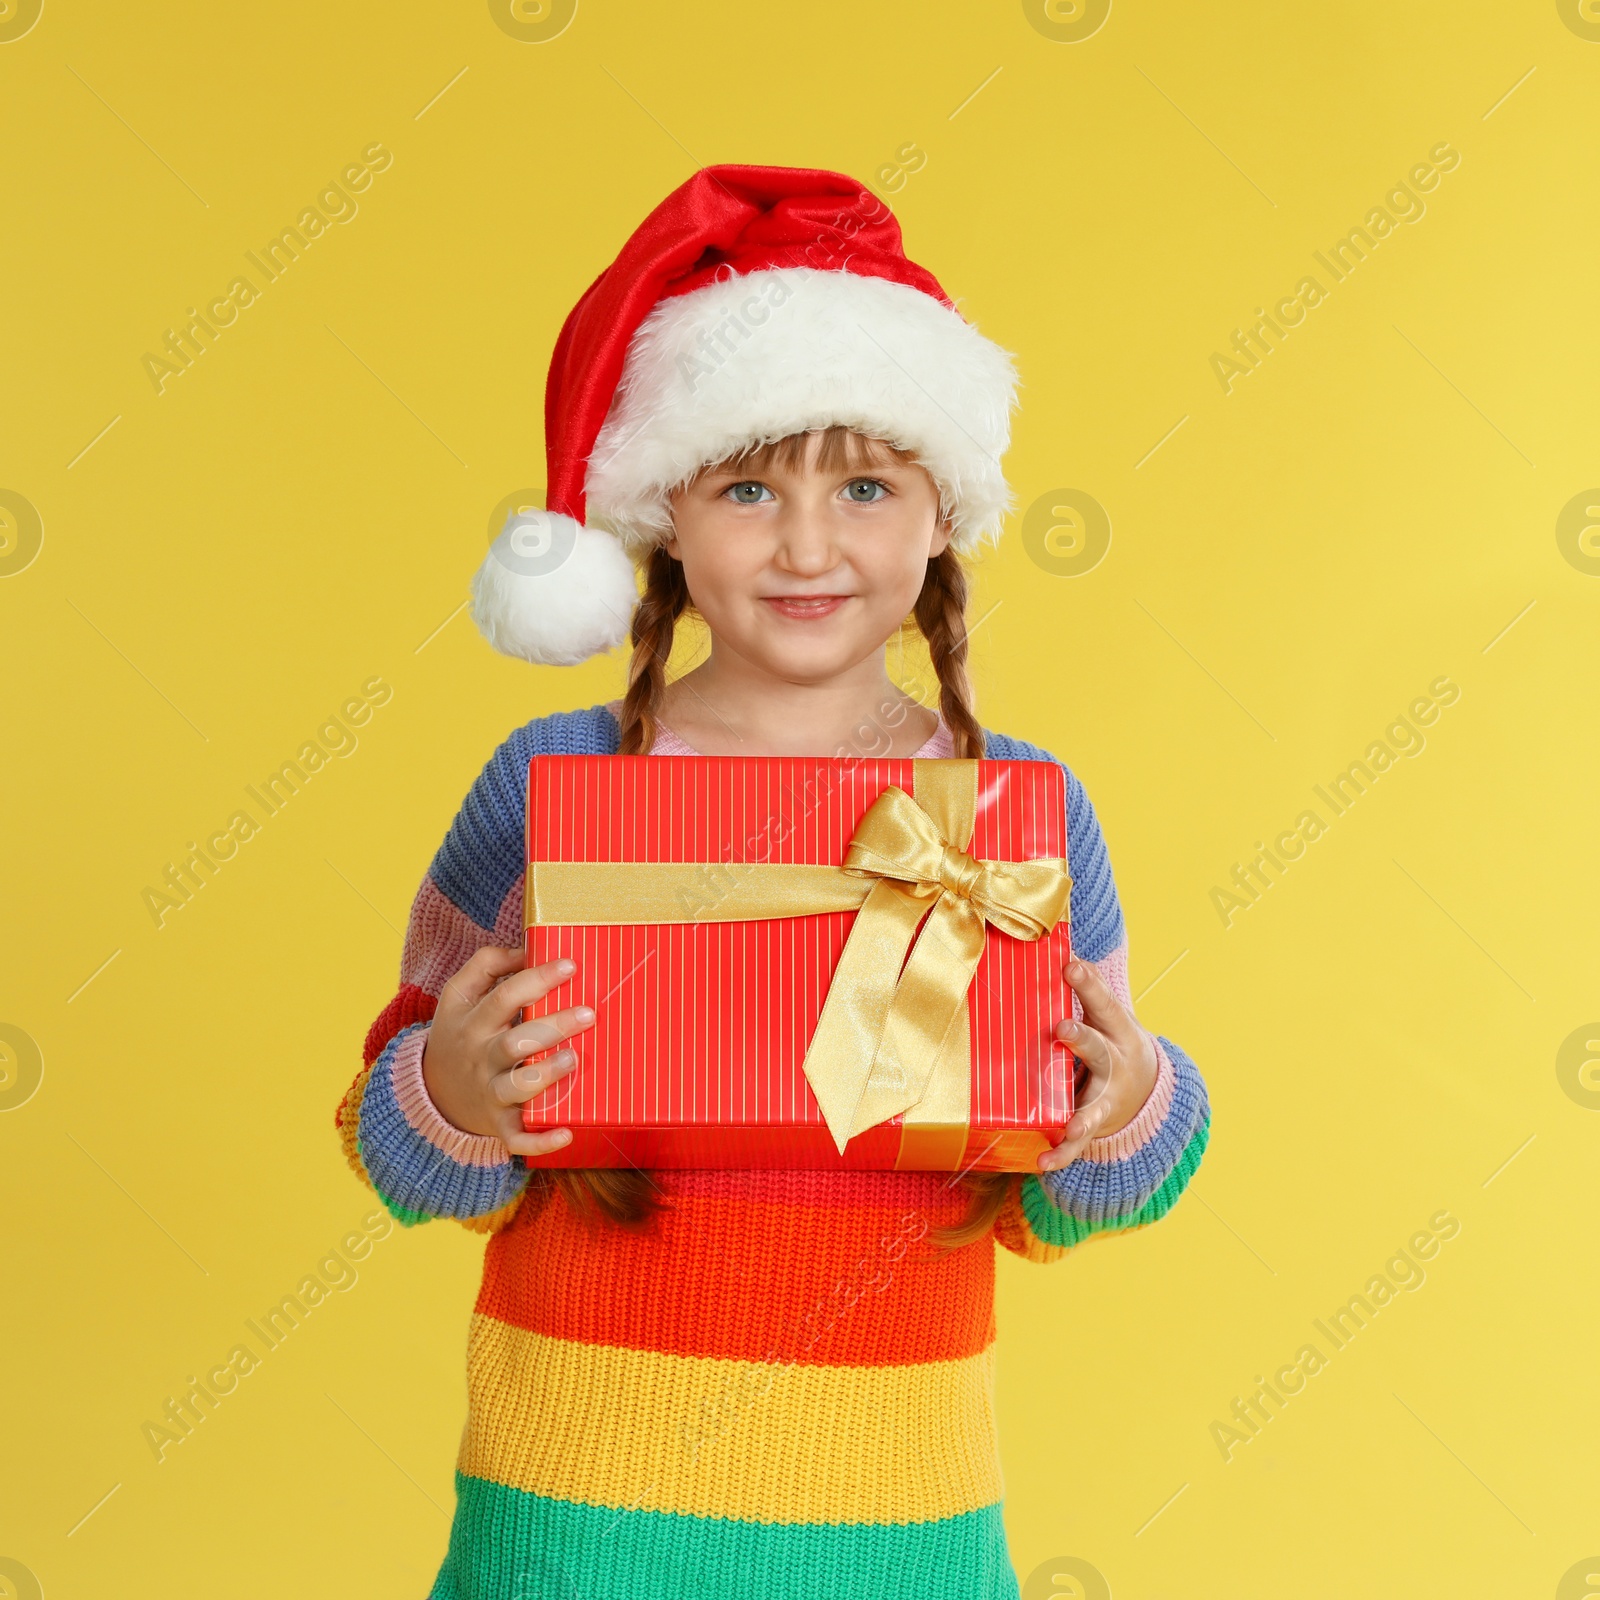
[1039,958,1161,1173]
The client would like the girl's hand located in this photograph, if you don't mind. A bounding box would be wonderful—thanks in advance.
[1039,958,1161,1173]
[420,945,594,1158]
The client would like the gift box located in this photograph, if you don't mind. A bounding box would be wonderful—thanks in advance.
[519,753,1076,1170]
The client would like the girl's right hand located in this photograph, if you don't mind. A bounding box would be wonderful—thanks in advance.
[420,945,594,1158]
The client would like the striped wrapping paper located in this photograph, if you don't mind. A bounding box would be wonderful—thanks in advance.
[519,754,1075,1169]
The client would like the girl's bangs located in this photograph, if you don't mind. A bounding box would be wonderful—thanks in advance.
[707,425,913,479]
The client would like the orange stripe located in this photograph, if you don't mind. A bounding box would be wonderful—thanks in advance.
[479,1180,995,1366]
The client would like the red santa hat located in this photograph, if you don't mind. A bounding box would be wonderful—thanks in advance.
[471,164,1019,666]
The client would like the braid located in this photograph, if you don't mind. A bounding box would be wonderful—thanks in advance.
[913,548,986,760]
[914,546,1020,1248]
[616,546,690,755]
[547,1165,662,1232]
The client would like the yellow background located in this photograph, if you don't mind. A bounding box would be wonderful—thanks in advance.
[3,1,1596,1595]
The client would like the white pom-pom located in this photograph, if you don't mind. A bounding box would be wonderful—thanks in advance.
[468,510,639,666]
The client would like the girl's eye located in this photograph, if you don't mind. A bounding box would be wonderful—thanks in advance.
[844,478,889,503]
[724,481,773,505]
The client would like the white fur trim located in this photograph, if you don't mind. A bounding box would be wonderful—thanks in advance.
[585,268,1018,554]
[469,510,638,666]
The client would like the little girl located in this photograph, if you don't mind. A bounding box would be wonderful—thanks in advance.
[337,166,1211,1600]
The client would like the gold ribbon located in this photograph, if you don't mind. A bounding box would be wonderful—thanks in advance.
[526,760,1072,1163]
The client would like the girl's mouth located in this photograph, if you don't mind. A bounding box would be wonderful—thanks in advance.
[761,594,851,619]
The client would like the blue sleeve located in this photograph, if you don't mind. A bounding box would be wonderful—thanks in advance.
[982,727,1212,1250]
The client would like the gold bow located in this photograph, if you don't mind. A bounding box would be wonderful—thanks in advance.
[526,760,1072,1163]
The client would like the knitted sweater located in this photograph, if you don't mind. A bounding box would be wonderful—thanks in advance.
[336,704,1211,1600]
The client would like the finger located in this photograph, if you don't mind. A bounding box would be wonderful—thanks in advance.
[499,1120,576,1159]
[1054,1017,1112,1080]
[438,945,526,1012]
[492,1005,597,1067]
[481,960,585,1027]
[1038,1100,1113,1171]
[489,1047,578,1108]
[1063,958,1131,1036]
[492,1101,574,1157]
[1045,1019,1115,1171]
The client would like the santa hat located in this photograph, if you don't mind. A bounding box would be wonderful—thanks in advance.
[471,164,1019,667]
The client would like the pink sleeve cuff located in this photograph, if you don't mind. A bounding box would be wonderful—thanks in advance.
[389,1024,512,1168]
[1081,1036,1176,1162]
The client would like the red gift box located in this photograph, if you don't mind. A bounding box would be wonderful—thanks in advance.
[520,754,1075,1170]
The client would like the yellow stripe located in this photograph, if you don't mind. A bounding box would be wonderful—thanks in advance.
[338,1063,374,1180]
[456,1191,527,1235]
[460,1314,1002,1525]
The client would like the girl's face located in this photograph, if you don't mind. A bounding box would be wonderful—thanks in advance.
[664,431,951,687]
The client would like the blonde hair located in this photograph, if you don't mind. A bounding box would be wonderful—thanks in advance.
[547,426,1017,1247]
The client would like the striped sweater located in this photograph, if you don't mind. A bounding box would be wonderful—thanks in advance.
[336,703,1211,1600]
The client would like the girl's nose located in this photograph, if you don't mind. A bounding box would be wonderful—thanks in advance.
[773,504,842,575]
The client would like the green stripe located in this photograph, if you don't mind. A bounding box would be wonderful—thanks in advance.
[352,1137,433,1228]
[1019,1110,1211,1250]
[430,1473,1021,1600]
